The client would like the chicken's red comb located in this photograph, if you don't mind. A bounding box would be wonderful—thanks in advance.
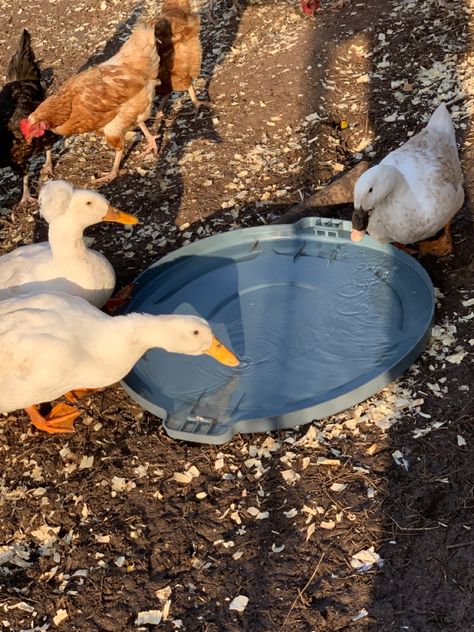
[19,118,30,138]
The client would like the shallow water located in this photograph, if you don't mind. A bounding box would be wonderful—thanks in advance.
[128,238,432,428]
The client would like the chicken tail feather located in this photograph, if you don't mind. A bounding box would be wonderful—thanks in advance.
[6,29,41,83]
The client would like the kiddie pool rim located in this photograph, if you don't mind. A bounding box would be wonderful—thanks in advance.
[121,217,435,445]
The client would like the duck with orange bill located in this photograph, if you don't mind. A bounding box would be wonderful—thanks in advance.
[0,180,138,308]
[0,291,239,434]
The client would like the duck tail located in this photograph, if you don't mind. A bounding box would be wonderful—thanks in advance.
[427,103,456,140]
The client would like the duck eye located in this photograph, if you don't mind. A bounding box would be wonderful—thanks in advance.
[193,330,200,336]
[86,201,92,206]
[368,187,373,193]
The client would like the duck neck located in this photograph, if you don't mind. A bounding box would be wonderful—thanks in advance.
[48,216,88,263]
[118,313,178,357]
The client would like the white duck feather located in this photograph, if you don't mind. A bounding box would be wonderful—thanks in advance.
[352,103,464,244]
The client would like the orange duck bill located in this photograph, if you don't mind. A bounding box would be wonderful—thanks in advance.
[205,337,240,367]
[102,205,139,225]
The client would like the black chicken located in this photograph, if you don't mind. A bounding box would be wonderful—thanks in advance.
[0,29,57,206]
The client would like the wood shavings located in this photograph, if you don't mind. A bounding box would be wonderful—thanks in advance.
[79,455,94,469]
[135,610,163,626]
[53,609,68,626]
[352,609,369,622]
[457,435,467,447]
[320,520,336,530]
[446,350,467,364]
[246,507,268,520]
[111,476,136,492]
[7,601,35,613]
[306,523,316,541]
[155,586,172,602]
[229,595,249,612]
[392,450,409,471]
[0,544,31,568]
[351,546,384,573]
[330,483,347,492]
[366,444,380,455]
[281,469,301,484]
[173,466,200,484]
[316,457,341,466]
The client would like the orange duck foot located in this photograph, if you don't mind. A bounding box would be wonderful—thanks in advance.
[103,283,135,314]
[25,403,80,434]
[64,388,104,403]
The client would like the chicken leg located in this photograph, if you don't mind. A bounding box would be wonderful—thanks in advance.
[41,149,54,178]
[188,85,209,112]
[18,173,36,207]
[25,403,80,433]
[94,148,124,184]
[138,121,159,156]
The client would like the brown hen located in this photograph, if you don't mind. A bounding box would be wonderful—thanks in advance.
[154,0,203,114]
[20,21,159,182]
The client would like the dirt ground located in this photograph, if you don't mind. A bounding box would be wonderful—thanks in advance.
[1,0,474,630]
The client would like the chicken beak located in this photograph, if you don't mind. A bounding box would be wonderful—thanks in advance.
[205,336,240,367]
[102,205,139,225]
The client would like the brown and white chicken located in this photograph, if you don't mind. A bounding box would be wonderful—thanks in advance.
[20,21,159,183]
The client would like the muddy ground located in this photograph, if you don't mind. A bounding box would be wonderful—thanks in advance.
[0,0,473,630]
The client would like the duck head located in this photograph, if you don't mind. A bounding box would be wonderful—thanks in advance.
[156,315,239,367]
[39,180,138,230]
[352,165,400,241]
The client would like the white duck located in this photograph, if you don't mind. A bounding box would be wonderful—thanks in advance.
[0,291,239,433]
[0,180,138,307]
[351,103,464,256]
